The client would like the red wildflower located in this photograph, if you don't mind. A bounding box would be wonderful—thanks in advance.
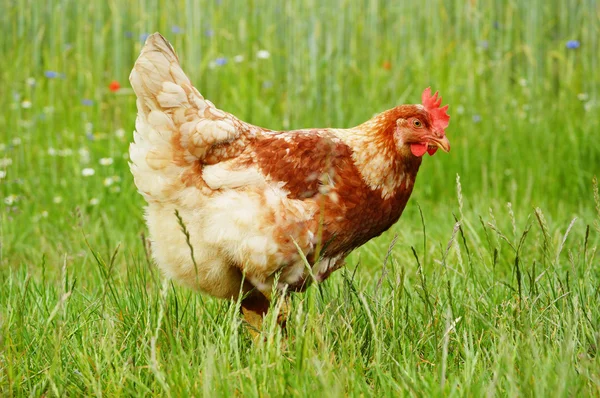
[109,80,121,92]
[382,61,391,70]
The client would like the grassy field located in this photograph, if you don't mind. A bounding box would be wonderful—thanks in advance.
[1,0,600,396]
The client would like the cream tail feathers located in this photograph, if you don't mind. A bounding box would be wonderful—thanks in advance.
[129,32,239,204]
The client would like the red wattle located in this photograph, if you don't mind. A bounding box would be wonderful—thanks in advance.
[410,143,428,157]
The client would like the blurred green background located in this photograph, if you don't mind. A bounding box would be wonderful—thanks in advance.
[1,1,600,396]
[1,0,599,293]
[1,0,598,269]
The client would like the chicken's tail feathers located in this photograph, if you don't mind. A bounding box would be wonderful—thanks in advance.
[129,33,241,201]
[129,33,189,114]
[129,33,189,200]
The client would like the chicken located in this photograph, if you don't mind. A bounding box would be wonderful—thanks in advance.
[129,33,450,329]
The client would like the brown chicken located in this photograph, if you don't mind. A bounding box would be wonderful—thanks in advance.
[129,33,450,330]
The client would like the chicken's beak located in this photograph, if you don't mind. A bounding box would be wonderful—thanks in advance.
[430,135,451,153]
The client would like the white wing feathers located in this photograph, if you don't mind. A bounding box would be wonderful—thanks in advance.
[129,33,240,200]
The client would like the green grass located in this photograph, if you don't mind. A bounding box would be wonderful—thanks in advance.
[1,0,600,396]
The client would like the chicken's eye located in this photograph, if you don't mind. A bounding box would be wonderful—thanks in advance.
[413,119,422,128]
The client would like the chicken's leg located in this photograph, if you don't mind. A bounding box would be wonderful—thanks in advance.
[240,286,289,338]
[241,290,270,336]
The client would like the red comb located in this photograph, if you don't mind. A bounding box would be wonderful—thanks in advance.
[421,87,450,133]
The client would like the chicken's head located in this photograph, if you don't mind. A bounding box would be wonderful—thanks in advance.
[393,87,450,157]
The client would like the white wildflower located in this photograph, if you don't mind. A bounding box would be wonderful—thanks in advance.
[59,148,73,157]
[85,122,93,134]
[0,158,12,167]
[99,157,113,166]
[41,210,48,218]
[53,196,63,204]
[584,101,595,112]
[103,177,114,186]
[4,195,16,205]
[456,105,465,115]
[208,61,217,70]
[233,54,244,63]
[12,138,21,146]
[0,171,6,179]
[26,77,36,86]
[21,100,32,109]
[89,198,99,206]
[79,147,90,164]
[122,152,129,160]
[48,147,57,156]
[81,168,95,177]
[256,50,270,59]
[0,144,5,151]
[519,78,527,87]
[110,186,121,193]
[577,93,589,101]
[19,120,33,129]
[115,128,125,138]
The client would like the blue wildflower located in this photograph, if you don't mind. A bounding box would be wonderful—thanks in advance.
[86,132,95,141]
[262,81,273,89]
[81,99,94,106]
[479,40,489,49]
[140,33,150,43]
[472,114,482,123]
[566,40,580,49]
[205,29,214,37]
[125,31,133,38]
[171,25,183,34]
[45,71,59,78]
[215,57,227,66]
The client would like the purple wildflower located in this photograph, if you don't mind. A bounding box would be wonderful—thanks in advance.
[45,71,59,78]
[215,57,227,66]
[81,99,94,106]
[566,40,580,49]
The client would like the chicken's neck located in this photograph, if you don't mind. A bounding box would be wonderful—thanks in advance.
[334,128,422,200]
